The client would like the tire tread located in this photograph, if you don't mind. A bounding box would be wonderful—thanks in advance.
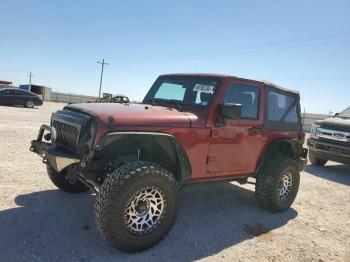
[255,156,299,212]
[95,161,179,252]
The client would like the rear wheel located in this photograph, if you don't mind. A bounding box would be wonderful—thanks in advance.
[255,156,300,212]
[46,164,90,193]
[95,161,179,252]
[309,151,328,166]
[25,100,34,108]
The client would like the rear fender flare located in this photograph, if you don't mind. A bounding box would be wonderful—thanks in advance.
[255,138,302,175]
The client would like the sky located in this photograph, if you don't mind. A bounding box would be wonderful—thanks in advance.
[0,0,349,114]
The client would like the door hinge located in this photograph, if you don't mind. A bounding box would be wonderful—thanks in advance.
[206,155,215,164]
[248,127,261,135]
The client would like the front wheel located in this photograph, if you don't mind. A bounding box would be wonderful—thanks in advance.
[309,151,328,166]
[255,156,300,212]
[25,100,34,108]
[46,165,90,193]
[95,161,179,252]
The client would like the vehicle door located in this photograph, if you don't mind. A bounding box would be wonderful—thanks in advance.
[13,89,29,105]
[0,89,14,105]
[207,80,265,176]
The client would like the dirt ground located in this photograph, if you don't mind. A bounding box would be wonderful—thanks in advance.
[0,102,349,262]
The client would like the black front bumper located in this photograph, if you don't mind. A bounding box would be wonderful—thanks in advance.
[307,137,350,165]
[30,124,80,172]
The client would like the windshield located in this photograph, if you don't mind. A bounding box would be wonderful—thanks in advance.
[143,75,221,109]
[338,106,350,118]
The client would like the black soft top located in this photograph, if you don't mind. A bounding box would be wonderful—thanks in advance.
[262,81,300,95]
[161,73,300,95]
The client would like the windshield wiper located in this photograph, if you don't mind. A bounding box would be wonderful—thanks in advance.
[148,99,183,111]
[166,100,183,111]
[146,99,157,106]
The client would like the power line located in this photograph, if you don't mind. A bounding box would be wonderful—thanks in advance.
[97,58,109,101]
[259,76,350,80]
[115,39,350,65]
[115,32,350,63]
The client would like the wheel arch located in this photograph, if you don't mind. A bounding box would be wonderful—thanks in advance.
[255,138,302,175]
[94,132,192,182]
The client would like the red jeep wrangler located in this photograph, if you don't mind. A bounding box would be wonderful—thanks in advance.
[30,73,307,252]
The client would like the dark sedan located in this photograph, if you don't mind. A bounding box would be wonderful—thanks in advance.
[0,88,43,108]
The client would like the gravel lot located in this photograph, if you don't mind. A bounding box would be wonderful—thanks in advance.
[0,102,349,262]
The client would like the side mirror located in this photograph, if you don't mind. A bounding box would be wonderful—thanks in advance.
[220,103,242,120]
[334,113,339,118]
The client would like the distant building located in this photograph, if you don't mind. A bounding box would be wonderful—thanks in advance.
[19,84,52,101]
[0,80,14,89]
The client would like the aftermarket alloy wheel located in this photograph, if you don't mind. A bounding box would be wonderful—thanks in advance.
[277,172,293,201]
[95,161,178,252]
[255,156,300,212]
[124,186,165,235]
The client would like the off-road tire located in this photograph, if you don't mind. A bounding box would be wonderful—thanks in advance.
[255,156,300,212]
[309,151,328,166]
[95,161,179,252]
[46,165,90,193]
[25,100,34,108]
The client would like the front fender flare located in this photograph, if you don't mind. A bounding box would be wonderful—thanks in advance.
[94,132,192,182]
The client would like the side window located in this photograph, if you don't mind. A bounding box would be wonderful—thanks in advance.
[285,106,298,123]
[154,82,185,101]
[14,90,27,95]
[224,84,259,119]
[268,92,298,123]
[0,89,10,95]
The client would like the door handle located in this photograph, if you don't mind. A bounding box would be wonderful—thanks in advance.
[248,127,261,135]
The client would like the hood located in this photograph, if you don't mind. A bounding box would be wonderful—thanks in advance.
[317,117,350,127]
[66,103,198,128]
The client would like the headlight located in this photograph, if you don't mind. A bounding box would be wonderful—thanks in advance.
[310,123,320,138]
[78,121,97,155]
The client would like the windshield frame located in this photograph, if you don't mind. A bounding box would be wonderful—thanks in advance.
[338,106,350,118]
[143,75,222,109]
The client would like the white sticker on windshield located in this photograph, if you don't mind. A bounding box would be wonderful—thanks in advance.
[193,84,215,93]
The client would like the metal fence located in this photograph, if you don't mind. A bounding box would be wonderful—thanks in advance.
[50,92,96,103]
[302,113,330,132]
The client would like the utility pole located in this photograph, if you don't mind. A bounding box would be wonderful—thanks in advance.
[28,72,33,92]
[97,58,109,102]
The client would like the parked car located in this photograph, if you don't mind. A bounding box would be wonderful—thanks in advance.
[111,95,129,103]
[0,88,43,108]
[30,73,307,252]
[100,95,130,103]
[308,106,350,166]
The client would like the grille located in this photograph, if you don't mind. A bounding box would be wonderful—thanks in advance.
[320,123,350,133]
[53,120,79,150]
[318,137,349,147]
